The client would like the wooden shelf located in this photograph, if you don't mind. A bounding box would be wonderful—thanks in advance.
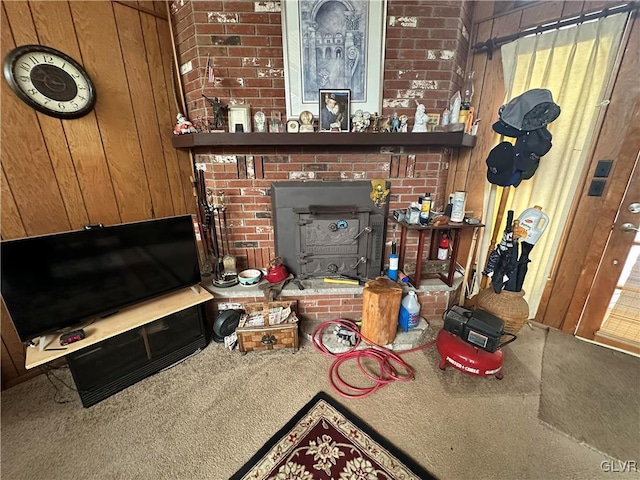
[171,131,477,149]
[25,286,214,369]
[392,219,485,288]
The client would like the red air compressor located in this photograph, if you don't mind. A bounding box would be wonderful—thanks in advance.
[436,306,516,379]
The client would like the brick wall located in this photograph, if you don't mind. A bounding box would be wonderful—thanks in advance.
[208,288,456,325]
[172,0,472,321]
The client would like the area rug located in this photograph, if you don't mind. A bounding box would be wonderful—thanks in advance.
[230,392,435,480]
[539,328,640,460]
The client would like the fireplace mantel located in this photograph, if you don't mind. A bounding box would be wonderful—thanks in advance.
[171,131,477,149]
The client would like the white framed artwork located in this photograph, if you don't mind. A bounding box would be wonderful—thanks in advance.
[228,105,252,133]
[282,0,387,119]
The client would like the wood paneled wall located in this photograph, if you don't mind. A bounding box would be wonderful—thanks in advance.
[446,1,631,305]
[1,1,195,389]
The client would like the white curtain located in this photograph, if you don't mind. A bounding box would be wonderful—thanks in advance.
[476,13,627,317]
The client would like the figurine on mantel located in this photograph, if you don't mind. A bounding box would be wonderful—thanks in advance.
[412,103,427,133]
[351,109,370,132]
[378,115,391,133]
[202,95,228,131]
[173,113,197,135]
[391,112,400,132]
[399,114,408,132]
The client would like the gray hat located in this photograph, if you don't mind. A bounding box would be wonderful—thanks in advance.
[498,88,561,131]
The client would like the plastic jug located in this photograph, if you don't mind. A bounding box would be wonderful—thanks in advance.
[517,206,549,245]
[398,291,420,332]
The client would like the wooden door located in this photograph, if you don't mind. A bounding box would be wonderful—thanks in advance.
[575,153,640,354]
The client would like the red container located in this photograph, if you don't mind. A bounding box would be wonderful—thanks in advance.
[264,257,289,283]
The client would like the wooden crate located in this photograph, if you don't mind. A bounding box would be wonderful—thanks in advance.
[236,300,299,353]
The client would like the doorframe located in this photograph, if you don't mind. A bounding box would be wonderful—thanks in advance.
[575,140,639,350]
[536,12,640,332]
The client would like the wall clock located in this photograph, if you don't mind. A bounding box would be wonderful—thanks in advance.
[3,44,96,119]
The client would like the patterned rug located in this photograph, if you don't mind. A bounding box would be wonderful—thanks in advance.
[230,392,435,480]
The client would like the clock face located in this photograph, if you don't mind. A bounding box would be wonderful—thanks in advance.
[3,45,96,119]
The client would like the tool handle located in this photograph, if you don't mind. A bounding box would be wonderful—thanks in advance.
[324,278,359,285]
[498,332,517,349]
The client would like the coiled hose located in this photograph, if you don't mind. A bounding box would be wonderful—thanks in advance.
[311,319,436,399]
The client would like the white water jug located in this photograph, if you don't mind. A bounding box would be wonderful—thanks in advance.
[517,206,549,245]
[398,290,420,332]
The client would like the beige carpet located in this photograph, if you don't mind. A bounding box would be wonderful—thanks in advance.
[2,322,638,480]
[539,328,640,461]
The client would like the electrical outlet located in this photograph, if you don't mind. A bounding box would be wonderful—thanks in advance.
[595,160,613,178]
[588,179,606,197]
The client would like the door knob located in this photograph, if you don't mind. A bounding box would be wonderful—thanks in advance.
[628,203,640,214]
[621,222,639,233]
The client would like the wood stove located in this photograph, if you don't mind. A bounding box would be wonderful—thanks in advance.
[271,181,389,279]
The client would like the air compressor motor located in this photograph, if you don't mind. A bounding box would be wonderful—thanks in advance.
[443,306,516,353]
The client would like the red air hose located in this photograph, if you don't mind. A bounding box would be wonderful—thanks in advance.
[311,319,436,399]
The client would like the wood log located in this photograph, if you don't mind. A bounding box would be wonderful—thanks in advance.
[361,277,403,346]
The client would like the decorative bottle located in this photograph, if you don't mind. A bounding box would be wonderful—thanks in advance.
[441,106,450,126]
[462,71,475,105]
[419,193,431,225]
[450,191,466,223]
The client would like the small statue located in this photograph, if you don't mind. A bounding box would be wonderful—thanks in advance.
[370,112,380,132]
[391,112,400,133]
[370,179,390,207]
[378,115,391,133]
[173,113,197,135]
[351,109,368,132]
[412,103,428,133]
[362,111,371,131]
[202,95,228,130]
[399,114,408,132]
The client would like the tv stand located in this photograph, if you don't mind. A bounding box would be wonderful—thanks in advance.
[26,287,214,407]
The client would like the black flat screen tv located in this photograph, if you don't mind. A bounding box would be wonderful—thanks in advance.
[1,215,201,342]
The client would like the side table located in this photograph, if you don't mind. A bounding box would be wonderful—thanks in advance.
[391,219,484,288]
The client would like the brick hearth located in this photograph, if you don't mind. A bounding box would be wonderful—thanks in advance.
[204,275,461,328]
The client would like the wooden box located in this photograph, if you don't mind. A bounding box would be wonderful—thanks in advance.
[236,301,299,353]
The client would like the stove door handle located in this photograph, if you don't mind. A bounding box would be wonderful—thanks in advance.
[350,256,367,269]
[353,226,372,240]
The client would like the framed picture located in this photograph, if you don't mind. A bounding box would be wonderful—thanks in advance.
[426,113,441,132]
[228,105,251,133]
[282,0,387,119]
[319,89,350,132]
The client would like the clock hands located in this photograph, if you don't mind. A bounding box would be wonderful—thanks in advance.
[30,70,67,93]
